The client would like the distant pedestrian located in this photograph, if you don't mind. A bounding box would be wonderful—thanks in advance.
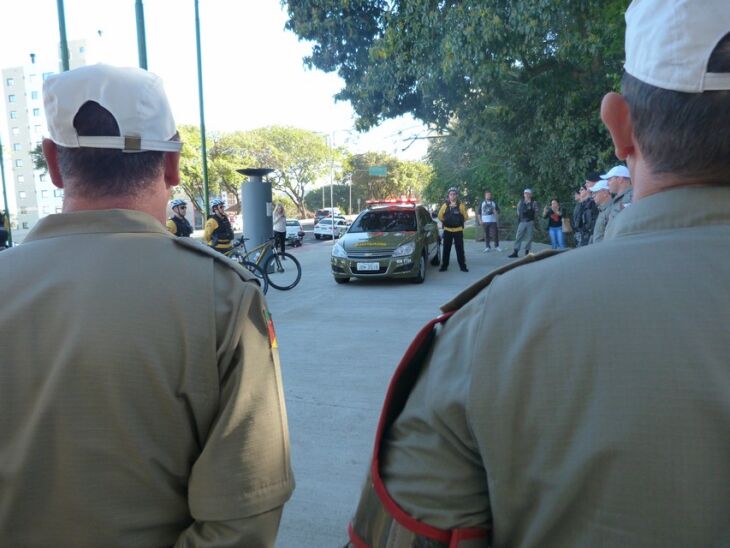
[479,190,501,252]
[437,187,469,272]
[273,203,286,255]
[543,198,566,249]
[0,210,8,248]
[603,165,633,229]
[589,180,612,244]
[508,188,539,257]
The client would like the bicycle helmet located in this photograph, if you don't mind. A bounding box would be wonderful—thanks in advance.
[170,198,187,209]
[447,186,459,194]
[210,198,225,211]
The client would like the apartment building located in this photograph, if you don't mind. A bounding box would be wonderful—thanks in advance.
[1,40,87,243]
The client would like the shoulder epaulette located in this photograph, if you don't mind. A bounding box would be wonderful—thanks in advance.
[441,249,565,313]
[171,236,258,286]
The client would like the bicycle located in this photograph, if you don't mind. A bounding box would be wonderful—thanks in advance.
[223,243,269,295]
[229,236,302,291]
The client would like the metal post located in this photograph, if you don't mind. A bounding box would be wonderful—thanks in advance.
[329,134,335,240]
[56,0,70,71]
[135,0,148,69]
[0,137,13,246]
[194,0,210,214]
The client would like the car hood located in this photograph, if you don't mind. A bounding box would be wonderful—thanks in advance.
[341,231,416,252]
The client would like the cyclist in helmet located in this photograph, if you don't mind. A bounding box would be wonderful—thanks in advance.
[204,198,234,253]
[166,198,193,237]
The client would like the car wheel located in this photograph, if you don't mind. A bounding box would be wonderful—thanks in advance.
[412,253,426,284]
[335,277,350,284]
[315,234,321,240]
[430,242,441,266]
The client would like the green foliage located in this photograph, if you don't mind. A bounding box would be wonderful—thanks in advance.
[284,0,629,203]
[31,143,47,173]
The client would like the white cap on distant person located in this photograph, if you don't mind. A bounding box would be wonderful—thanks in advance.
[523,188,533,194]
[43,64,182,153]
[590,180,611,193]
[600,165,631,179]
[624,0,730,93]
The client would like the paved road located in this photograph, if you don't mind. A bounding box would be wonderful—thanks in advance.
[265,233,550,547]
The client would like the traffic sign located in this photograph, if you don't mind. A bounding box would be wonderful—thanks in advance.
[368,165,387,177]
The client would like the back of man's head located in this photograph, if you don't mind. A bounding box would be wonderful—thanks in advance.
[43,64,181,200]
[621,1,730,183]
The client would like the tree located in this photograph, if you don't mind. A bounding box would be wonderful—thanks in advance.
[284,0,627,200]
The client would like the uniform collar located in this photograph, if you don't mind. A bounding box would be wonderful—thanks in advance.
[24,209,170,243]
[605,185,730,240]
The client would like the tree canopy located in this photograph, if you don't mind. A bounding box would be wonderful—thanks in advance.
[284,0,628,204]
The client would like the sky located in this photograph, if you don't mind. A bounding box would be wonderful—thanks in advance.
[0,0,430,162]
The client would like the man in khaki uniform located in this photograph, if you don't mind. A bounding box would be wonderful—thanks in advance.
[588,179,612,244]
[603,164,633,227]
[348,1,730,546]
[0,64,294,547]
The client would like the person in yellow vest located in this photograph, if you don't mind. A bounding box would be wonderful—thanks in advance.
[348,1,730,546]
[437,187,469,272]
[166,198,193,237]
[204,198,234,253]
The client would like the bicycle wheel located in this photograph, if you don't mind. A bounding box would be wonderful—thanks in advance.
[240,260,269,294]
[264,252,302,290]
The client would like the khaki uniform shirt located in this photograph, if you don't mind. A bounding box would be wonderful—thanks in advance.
[380,186,730,546]
[589,199,611,244]
[0,210,294,547]
[606,186,633,228]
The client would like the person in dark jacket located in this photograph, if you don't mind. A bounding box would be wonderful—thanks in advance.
[508,188,539,257]
[437,187,469,272]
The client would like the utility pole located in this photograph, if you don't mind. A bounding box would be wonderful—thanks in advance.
[56,0,69,71]
[135,0,148,69]
[194,0,210,214]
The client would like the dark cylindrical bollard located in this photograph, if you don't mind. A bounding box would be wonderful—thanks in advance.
[238,168,274,262]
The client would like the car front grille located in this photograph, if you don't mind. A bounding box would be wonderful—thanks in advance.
[346,250,394,260]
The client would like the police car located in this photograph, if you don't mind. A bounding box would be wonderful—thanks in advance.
[331,200,440,284]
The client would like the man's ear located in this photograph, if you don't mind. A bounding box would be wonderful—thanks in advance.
[41,139,64,189]
[601,92,636,161]
[163,151,181,189]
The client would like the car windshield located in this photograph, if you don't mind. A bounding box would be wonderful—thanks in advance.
[349,210,416,233]
[319,219,332,225]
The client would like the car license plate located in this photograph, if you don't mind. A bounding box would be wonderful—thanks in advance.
[356,262,380,272]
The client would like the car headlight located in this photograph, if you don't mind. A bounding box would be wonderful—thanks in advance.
[392,241,416,257]
[332,242,348,258]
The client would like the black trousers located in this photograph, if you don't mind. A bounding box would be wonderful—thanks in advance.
[274,231,286,255]
[442,230,466,269]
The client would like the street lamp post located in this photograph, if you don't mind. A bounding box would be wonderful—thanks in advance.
[0,136,13,246]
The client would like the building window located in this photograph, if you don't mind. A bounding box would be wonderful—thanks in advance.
[19,190,27,198]
[13,143,21,151]
[14,159,23,167]
[34,125,42,133]
[56,207,63,213]
[8,94,16,103]
[42,206,51,214]
[41,189,49,198]
[39,174,47,182]
[79,46,86,53]
[53,189,64,197]
[22,222,29,229]
[20,206,28,214]
[17,175,25,183]
[10,110,17,119]
[12,127,19,135]
[42,72,53,81]
[29,74,37,83]
[31,90,39,100]
[32,108,40,117]
[6,77,14,86]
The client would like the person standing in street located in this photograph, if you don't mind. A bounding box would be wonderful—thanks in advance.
[543,198,566,249]
[589,179,613,244]
[272,203,287,255]
[508,188,539,257]
[348,2,730,546]
[0,209,8,248]
[479,190,501,252]
[0,64,294,547]
[438,187,469,272]
[166,198,193,237]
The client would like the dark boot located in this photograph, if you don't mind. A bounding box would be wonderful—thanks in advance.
[508,251,518,258]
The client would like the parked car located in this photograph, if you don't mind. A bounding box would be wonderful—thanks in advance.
[314,218,349,240]
[330,200,440,284]
[285,219,304,247]
[314,207,342,225]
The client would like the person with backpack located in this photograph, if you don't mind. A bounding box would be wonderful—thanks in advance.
[437,187,469,272]
[478,190,501,252]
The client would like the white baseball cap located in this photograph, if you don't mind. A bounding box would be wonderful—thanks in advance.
[600,165,631,179]
[523,188,533,194]
[43,64,182,153]
[590,180,611,193]
[624,0,730,93]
